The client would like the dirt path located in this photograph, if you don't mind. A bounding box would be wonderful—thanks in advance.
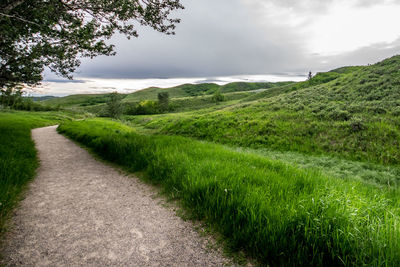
[1,126,229,266]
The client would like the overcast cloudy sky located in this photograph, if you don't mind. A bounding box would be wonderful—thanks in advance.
[37,0,400,95]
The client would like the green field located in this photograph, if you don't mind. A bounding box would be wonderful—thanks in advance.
[58,118,400,266]
[41,81,294,114]
[3,55,400,265]
[0,111,79,233]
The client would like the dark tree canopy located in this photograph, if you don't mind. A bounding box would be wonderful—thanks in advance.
[106,91,123,118]
[157,91,169,111]
[0,0,184,89]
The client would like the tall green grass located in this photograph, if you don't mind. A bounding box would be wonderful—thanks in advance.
[0,111,75,233]
[59,119,400,266]
[232,147,400,187]
[127,108,400,165]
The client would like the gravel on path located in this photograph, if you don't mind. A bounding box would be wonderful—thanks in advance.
[1,125,229,266]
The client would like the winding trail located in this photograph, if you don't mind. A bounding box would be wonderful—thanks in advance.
[1,126,229,266]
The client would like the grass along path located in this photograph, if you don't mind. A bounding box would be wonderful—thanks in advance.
[232,147,400,187]
[0,111,77,234]
[0,126,229,266]
[58,119,400,266]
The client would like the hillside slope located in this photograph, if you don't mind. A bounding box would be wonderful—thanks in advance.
[42,81,297,116]
[120,81,295,102]
[130,55,400,165]
[42,94,113,107]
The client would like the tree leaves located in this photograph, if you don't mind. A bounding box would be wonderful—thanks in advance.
[0,0,184,89]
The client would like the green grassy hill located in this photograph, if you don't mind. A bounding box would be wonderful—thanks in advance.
[123,83,220,102]
[43,81,294,110]
[123,81,294,102]
[128,55,400,165]
[43,93,112,107]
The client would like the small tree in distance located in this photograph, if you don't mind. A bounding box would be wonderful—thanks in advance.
[106,92,123,119]
[158,92,169,112]
[308,71,313,80]
[212,90,225,104]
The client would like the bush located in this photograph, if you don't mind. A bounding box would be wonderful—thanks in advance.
[392,106,400,116]
[328,108,351,121]
[211,90,225,103]
[127,100,160,115]
[157,92,169,112]
[106,92,123,118]
[349,117,365,132]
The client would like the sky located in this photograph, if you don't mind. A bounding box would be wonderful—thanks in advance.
[36,0,400,96]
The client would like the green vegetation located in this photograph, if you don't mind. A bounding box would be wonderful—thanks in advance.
[58,119,400,266]
[211,90,225,103]
[4,55,400,265]
[0,111,77,233]
[157,92,170,112]
[128,56,400,165]
[166,91,253,112]
[1,87,57,111]
[106,92,123,119]
[234,147,400,187]
[122,82,290,102]
[42,93,117,108]
[42,81,291,115]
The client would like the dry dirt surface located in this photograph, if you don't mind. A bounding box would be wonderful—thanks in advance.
[1,126,230,266]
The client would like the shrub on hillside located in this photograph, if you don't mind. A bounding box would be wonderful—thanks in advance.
[126,100,161,115]
[348,117,366,133]
[157,92,169,112]
[328,108,351,121]
[106,92,123,119]
[212,90,225,103]
[392,106,400,116]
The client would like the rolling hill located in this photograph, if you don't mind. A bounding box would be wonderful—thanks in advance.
[42,81,294,108]
[129,55,400,165]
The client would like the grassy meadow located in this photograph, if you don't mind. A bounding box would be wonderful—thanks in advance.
[0,111,79,234]
[126,56,400,165]
[58,118,400,266]
[3,55,400,265]
[41,81,292,114]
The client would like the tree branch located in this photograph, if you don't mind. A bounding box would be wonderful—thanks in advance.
[0,12,41,26]
[1,0,27,14]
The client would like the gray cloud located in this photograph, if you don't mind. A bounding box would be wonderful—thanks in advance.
[44,79,87,83]
[254,0,400,10]
[76,0,306,78]
[89,86,116,90]
[62,0,400,80]
[313,38,400,71]
[194,79,225,84]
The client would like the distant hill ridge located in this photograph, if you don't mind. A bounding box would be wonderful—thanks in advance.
[42,81,295,107]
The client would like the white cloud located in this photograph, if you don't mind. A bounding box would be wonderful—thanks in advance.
[306,2,400,55]
[242,0,400,56]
